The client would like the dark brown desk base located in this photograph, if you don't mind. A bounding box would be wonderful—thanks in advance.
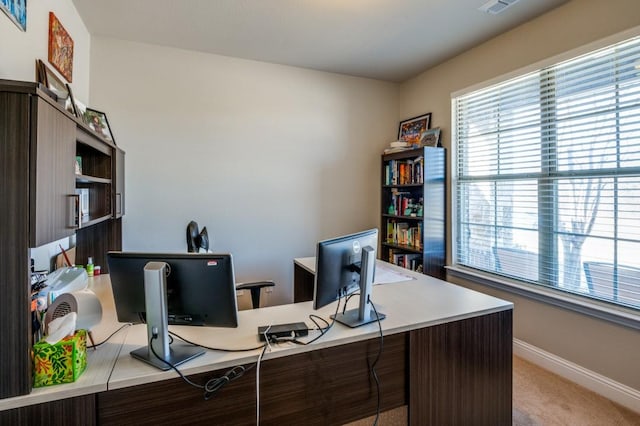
[294,261,315,303]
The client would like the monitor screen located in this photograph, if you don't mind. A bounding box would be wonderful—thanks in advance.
[107,252,238,328]
[313,228,378,310]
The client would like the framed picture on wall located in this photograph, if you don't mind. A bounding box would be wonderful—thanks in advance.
[0,0,26,31]
[85,108,116,144]
[48,12,74,83]
[398,113,431,147]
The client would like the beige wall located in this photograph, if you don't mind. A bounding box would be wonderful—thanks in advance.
[89,37,399,306]
[0,0,91,104]
[400,0,640,390]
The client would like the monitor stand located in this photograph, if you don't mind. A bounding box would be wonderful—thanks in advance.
[130,261,204,371]
[332,246,385,328]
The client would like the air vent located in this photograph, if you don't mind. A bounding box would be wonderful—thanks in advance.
[479,0,521,15]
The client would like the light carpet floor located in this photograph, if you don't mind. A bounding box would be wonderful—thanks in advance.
[512,356,639,426]
[346,356,640,425]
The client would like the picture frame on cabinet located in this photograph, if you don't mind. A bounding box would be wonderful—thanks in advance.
[74,99,88,124]
[85,108,116,144]
[35,59,47,87]
[0,0,26,31]
[65,83,79,118]
[419,127,441,148]
[398,113,431,147]
[36,59,76,116]
[48,12,74,82]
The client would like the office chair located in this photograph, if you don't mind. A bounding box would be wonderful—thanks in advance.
[185,221,274,309]
[187,221,209,253]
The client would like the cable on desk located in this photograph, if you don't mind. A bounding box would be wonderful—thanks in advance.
[307,314,330,332]
[343,292,358,314]
[369,295,384,426]
[271,294,343,346]
[86,323,132,349]
[149,334,267,400]
[167,330,267,352]
[256,326,272,425]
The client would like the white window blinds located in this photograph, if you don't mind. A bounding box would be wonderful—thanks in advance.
[453,35,640,310]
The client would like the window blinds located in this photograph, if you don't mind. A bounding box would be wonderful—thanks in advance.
[453,35,640,310]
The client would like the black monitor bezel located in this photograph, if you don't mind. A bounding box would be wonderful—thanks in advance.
[313,228,378,310]
[107,251,238,328]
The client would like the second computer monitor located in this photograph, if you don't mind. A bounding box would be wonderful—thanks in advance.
[313,228,378,310]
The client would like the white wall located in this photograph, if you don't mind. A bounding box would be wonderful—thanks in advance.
[89,37,399,305]
[399,0,640,390]
[0,0,91,103]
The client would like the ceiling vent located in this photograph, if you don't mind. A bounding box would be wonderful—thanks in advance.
[479,0,521,15]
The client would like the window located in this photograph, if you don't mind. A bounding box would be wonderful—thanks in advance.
[453,35,640,312]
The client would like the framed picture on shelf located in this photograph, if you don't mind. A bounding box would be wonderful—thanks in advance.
[73,98,88,124]
[65,83,79,118]
[85,108,116,144]
[419,127,441,147]
[35,59,47,87]
[48,12,74,83]
[0,0,26,31]
[398,113,431,147]
[36,59,76,116]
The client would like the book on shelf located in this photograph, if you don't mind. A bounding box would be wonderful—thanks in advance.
[383,140,411,154]
[387,250,422,271]
[387,190,422,218]
[385,220,422,248]
[384,157,424,186]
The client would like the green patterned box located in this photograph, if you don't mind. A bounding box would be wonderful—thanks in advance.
[33,329,87,387]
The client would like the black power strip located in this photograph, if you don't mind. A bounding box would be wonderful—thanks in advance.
[257,322,308,341]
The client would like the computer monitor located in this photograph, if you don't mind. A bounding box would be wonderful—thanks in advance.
[313,229,385,328]
[107,252,239,370]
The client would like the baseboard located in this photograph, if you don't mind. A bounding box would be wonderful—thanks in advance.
[513,338,640,414]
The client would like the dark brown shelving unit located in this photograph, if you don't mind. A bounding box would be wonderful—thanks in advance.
[380,146,445,279]
[0,79,124,400]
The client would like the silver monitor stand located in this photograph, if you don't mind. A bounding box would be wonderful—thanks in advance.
[130,261,204,370]
[332,246,386,328]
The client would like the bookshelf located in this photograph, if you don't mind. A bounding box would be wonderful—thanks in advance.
[381,146,445,279]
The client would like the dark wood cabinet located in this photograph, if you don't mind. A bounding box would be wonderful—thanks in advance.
[30,96,77,247]
[381,147,445,279]
[0,85,33,399]
[0,79,124,399]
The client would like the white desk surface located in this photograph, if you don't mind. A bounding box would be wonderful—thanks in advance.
[2,260,512,408]
[109,259,512,390]
[294,256,315,274]
[0,275,129,411]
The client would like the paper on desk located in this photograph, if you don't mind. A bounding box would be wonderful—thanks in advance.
[373,263,415,285]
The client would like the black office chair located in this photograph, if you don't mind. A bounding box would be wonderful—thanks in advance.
[186,221,274,309]
[187,221,209,253]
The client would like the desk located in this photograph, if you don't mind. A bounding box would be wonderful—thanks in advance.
[1,262,513,425]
